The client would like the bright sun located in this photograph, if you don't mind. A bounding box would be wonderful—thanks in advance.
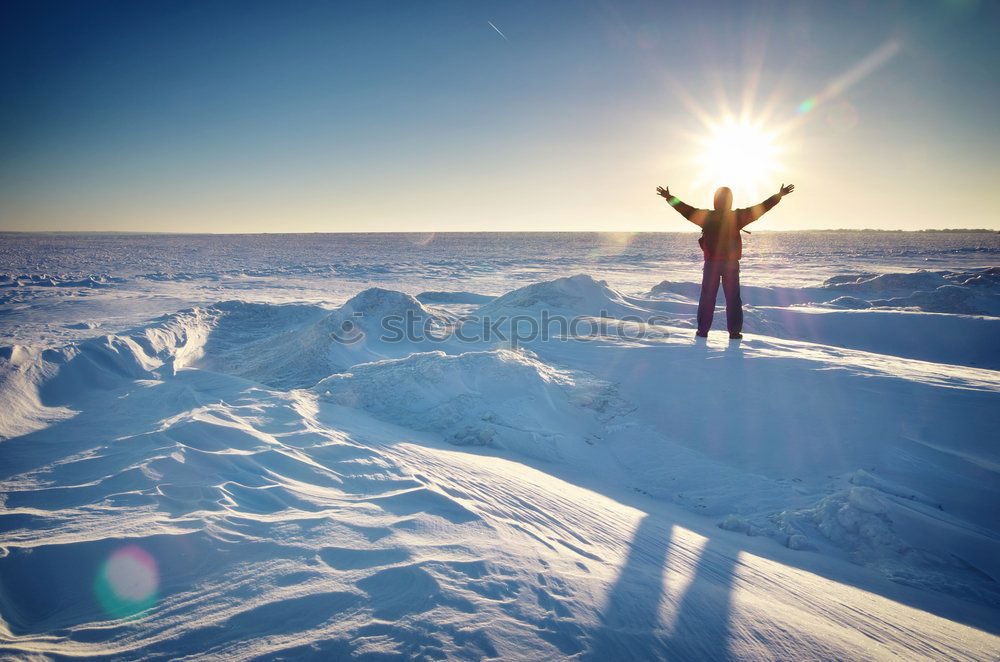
[696,119,782,200]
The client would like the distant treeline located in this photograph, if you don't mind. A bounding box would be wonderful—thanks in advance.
[794,228,998,233]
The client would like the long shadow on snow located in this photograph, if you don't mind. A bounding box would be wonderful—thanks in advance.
[584,515,737,661]
[337,335,1000,646]
[4,328,997,655]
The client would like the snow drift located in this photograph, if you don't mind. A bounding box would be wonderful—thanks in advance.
[820,267,1000,315]
[314,349,615,462]
[475,274,644,318]
[2,265,999,660]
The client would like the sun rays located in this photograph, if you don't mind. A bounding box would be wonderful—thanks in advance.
[657,35,903,205]
[659,59,795,204]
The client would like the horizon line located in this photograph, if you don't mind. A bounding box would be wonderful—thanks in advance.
[1,228,997,236]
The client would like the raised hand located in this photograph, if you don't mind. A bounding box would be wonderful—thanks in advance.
[779,183,795,197]
[656,186,672,200]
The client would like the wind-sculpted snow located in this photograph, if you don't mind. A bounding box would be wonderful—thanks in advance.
[0,377,504,657]
[772,479,1000,607]
[314,350,616,462]
[27,291,452,394]
[0,291,454,439]
[2,265,1000,659]
[190,290,455,388]
[820,267,1000,315]
[868,284,992,315]
[829,267,1000,295]
[0,273,126,288]
[0,307,218,439]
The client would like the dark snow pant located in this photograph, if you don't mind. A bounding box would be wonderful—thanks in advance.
[697,259,743,335]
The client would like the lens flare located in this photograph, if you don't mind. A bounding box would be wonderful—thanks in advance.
[656,30,901,208]
[796,39,901,116]
[94,545,159,619]
[587,231,637,260]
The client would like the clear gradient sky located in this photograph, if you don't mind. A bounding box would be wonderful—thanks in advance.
[2,0,998,232]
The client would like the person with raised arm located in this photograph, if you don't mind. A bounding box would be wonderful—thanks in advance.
[656,183,795,339]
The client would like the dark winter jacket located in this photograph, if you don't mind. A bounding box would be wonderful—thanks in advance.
[669,194,781,260]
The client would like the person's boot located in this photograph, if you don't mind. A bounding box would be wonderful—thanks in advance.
[695,331,708,339]
[729,332,743,339]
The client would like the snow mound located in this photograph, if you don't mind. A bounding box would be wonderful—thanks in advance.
[312,288,455,376]
[476,274,641,318]
[314,350,612,461]
[336,287,431,320]
[647,280,702,299]
[168,292,449,389]
[823,267,1000,315]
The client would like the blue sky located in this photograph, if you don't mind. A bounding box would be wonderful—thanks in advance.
[1,0,997,231]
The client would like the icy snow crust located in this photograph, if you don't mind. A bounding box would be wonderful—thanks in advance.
[2,233,1000,659]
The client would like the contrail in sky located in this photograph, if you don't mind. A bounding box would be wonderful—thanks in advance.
[488,21,508,41]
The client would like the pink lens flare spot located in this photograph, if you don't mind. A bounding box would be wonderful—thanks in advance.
[104,545,159,602]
